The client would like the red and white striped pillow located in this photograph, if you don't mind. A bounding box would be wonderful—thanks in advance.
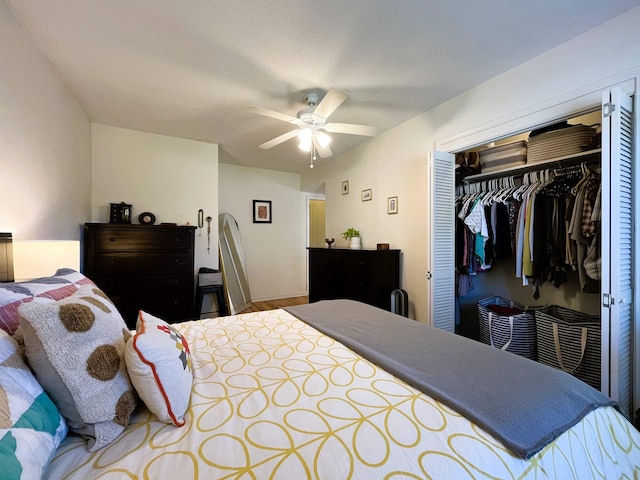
[0,269,95,335]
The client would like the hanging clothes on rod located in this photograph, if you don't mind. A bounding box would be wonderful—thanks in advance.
[456,160,601,299]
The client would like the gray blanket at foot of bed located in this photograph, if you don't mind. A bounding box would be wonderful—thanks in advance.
[285,299,617,459]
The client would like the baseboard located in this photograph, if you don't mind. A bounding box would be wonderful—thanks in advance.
[251,291,308,302]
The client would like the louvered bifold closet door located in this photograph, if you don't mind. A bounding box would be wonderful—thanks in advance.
[600,87,634,418]
[427,150,455,331]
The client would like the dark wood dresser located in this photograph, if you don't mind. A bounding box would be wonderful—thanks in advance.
[83,223,196,328]
[308,247,401,310]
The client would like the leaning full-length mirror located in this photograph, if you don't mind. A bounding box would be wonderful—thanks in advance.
[218,213,251,314]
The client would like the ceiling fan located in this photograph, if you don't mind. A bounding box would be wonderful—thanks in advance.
[248,88,378,166]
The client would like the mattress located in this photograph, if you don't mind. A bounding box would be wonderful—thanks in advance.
[44,306,640,479]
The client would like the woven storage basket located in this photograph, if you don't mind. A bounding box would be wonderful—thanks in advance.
[535,306,600,389]
[478,296,538,360]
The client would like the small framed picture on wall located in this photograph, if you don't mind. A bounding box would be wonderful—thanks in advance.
[253,200,272,223]
[361,189,373,202]
[387,196,398,214]
[342,180,349,195]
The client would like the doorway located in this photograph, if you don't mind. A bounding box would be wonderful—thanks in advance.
[307,197,326,247]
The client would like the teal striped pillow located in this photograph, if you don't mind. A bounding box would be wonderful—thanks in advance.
[0,330,67,480]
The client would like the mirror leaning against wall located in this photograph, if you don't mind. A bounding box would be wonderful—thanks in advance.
[218,213,252,314]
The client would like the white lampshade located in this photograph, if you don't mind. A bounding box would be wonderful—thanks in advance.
[13,240,80,281]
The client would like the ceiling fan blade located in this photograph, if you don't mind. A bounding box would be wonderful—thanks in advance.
[312,136,333,158]
[259,129,299,149]
[247,105,300,124]
[313,88,348,119]
[327,122,378,137]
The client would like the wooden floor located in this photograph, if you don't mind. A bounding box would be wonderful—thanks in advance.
[241,296,309,313]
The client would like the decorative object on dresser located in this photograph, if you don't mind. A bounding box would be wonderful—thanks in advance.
[109,202,132,224]
[308,247,400,311]
[341,227,361,250]
[83,223,196,328]
[138,211,156,225]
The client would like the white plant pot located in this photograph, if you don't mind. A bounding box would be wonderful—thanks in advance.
[349,236,362,250]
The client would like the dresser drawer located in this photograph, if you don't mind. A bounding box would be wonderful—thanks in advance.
[106,289,194,328]
[94,227,193,252]
[96,274,191,295]
[93,252,192,275]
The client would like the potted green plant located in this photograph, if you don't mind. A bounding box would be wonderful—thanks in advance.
[341,228,361,249]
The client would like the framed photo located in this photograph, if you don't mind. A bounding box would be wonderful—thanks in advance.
[252,200,272,223]
[387,196,398,214]
[361,189,373,202]
[341,180,349,195]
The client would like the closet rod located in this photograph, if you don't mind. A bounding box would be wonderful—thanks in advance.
[463,148,601,183]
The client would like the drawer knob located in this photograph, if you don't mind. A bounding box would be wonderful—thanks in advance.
[108,260,115,265]
[175,238,180,242]
[109,237,116,242]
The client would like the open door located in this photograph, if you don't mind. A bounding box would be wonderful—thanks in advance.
[307,197,326,248]
[427,150,456,331]
[600,87,634,418]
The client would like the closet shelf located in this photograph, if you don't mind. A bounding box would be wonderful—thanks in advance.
[463,148,601,183]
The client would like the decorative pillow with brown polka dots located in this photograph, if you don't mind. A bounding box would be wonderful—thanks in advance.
[16,285,137,451]
[125,311,193,426]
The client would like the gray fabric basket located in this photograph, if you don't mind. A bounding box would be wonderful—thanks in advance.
[478,296,539,360]
[535,306,601,389]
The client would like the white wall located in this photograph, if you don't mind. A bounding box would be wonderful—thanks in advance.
[302,7,640,324]
[0,2,91,241]
[219,163,307,301]
[91,124,219,274]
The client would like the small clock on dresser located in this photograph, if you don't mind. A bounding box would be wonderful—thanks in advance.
[138,212,156,225]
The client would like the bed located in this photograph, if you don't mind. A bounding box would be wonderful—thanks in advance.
[1,269,639,479]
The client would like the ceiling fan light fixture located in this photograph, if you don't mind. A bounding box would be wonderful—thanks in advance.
[298,128,312,151]
[315,130,331,148]
[250,88,376,158]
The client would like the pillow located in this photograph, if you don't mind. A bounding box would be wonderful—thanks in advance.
[17,285,137,451]
[0,269,95,335]
[125,311,192,426]
[0,330,67,480]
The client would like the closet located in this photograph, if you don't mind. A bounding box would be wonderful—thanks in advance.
[427,87,635,420]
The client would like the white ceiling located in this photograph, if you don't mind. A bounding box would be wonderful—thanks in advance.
[7,0,640,174]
